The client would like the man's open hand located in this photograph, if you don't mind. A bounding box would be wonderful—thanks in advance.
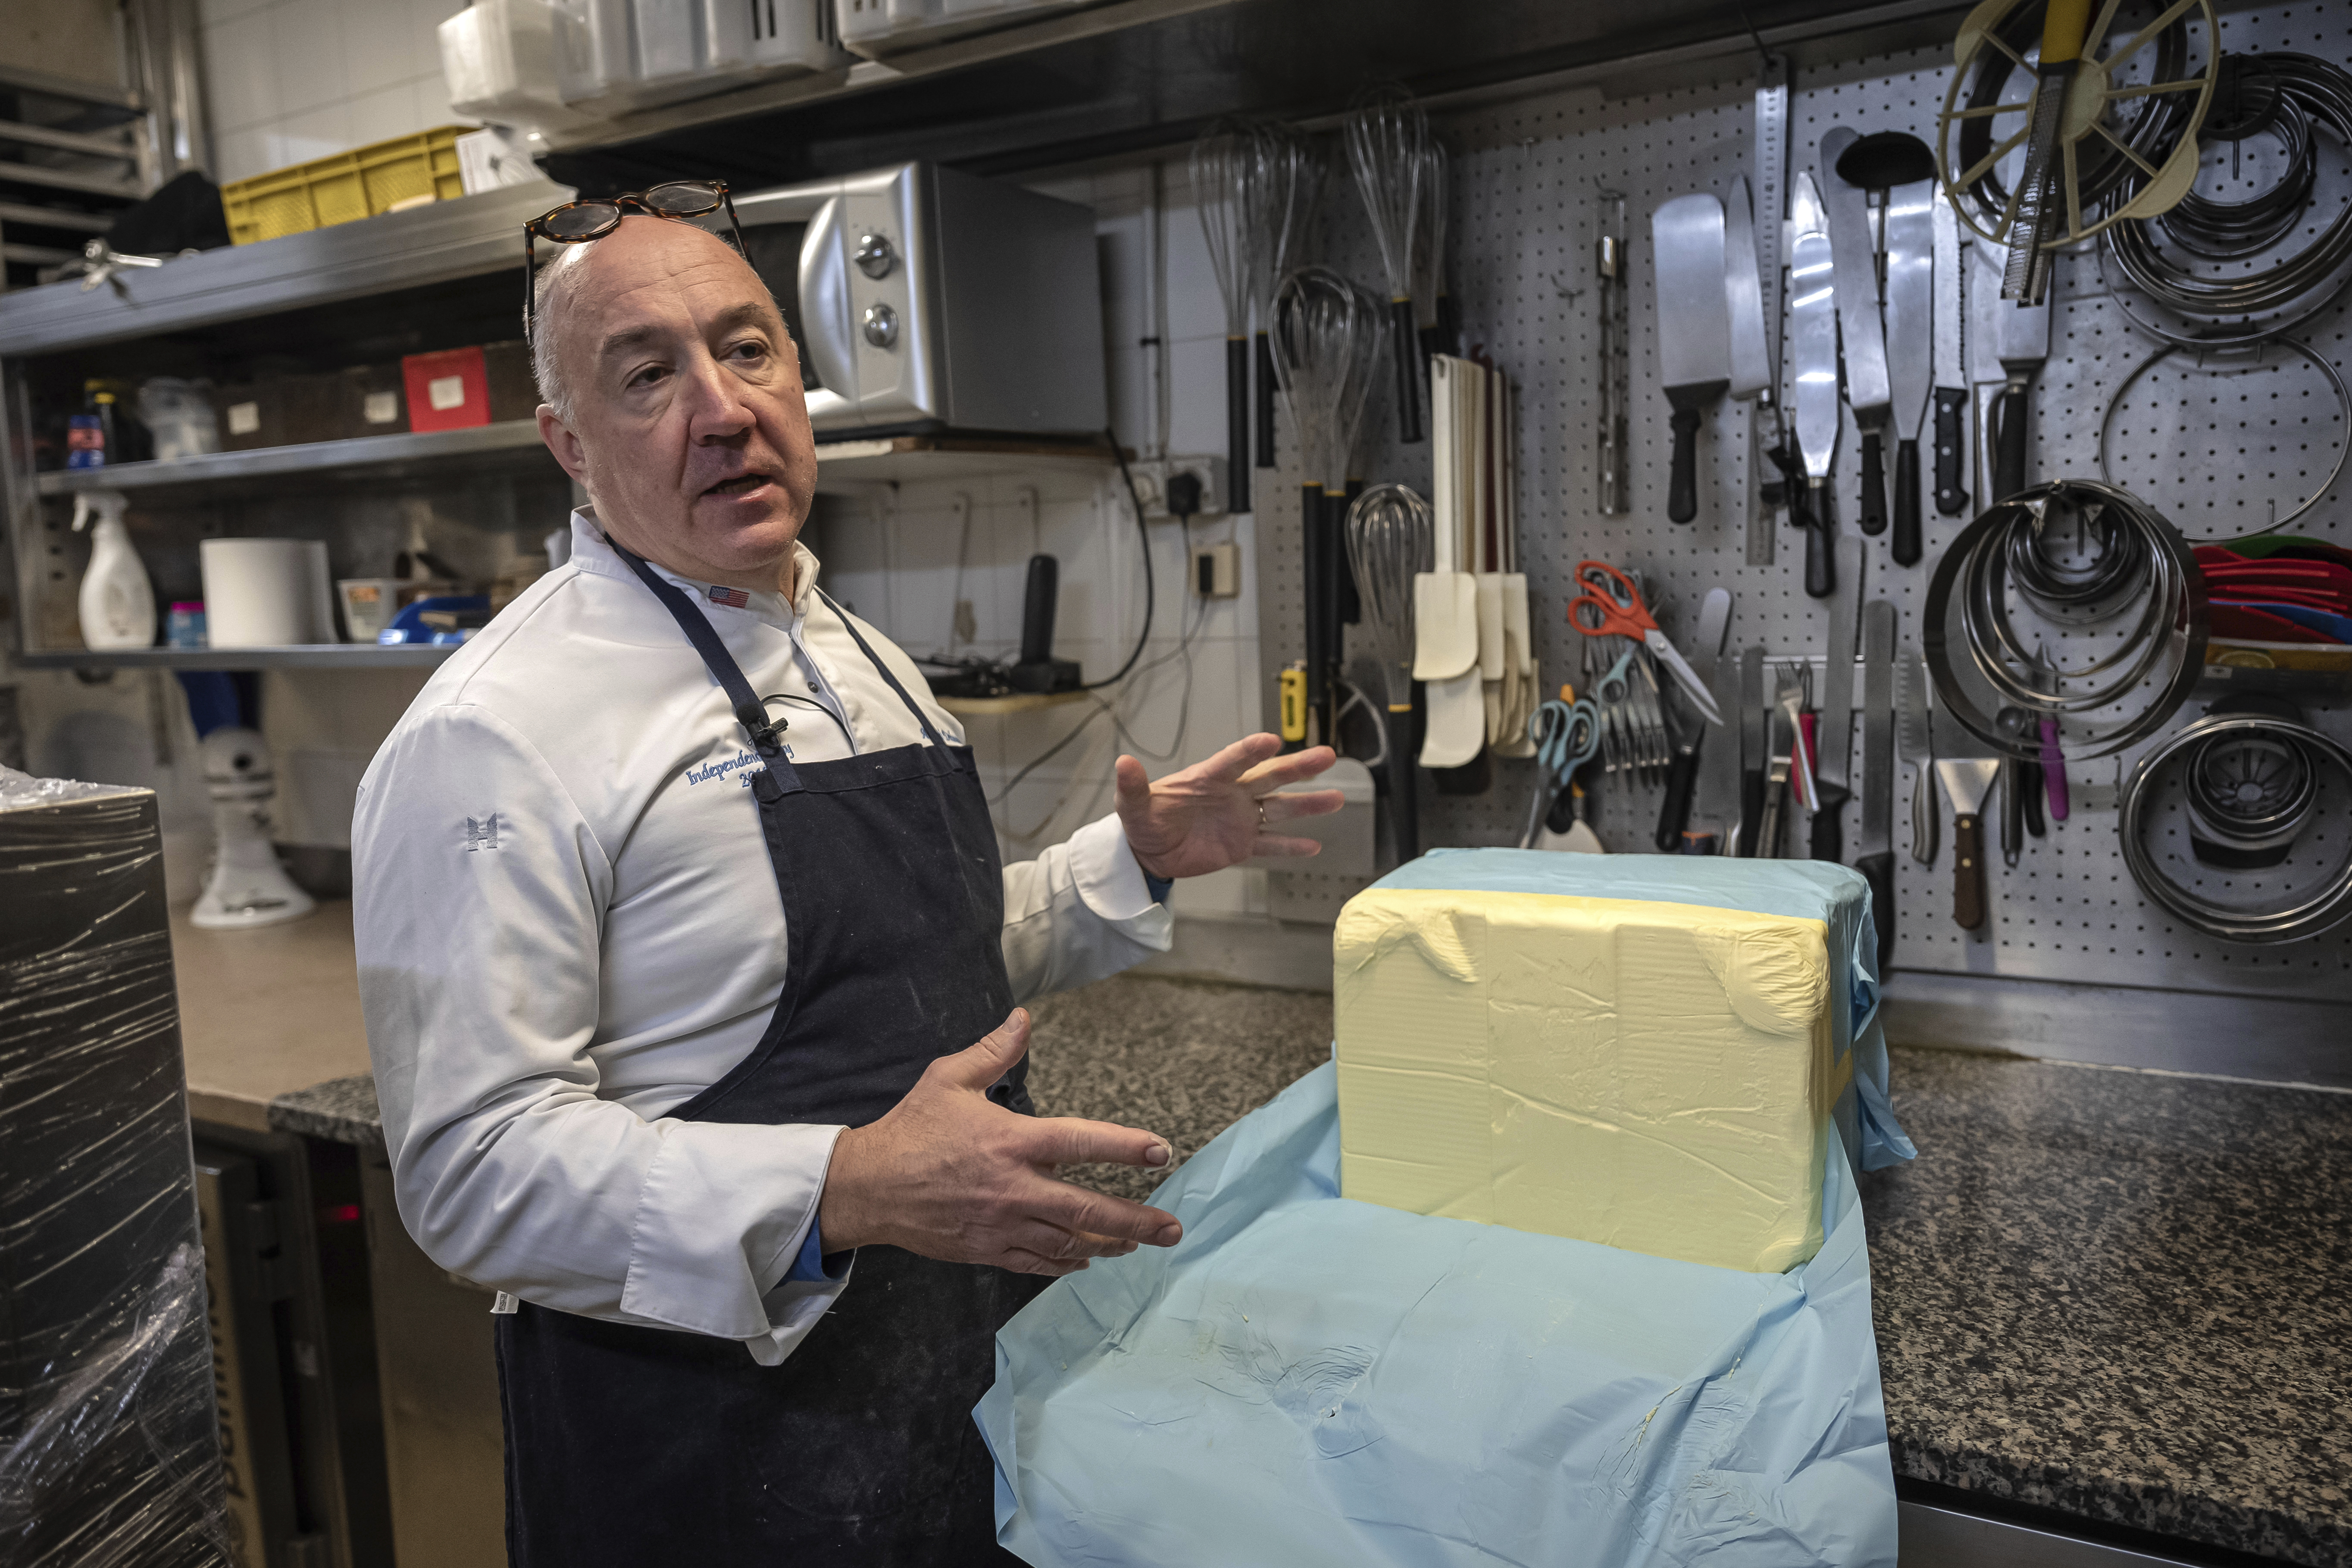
[817,1010,1183,1276]
[1116,733,1345,882]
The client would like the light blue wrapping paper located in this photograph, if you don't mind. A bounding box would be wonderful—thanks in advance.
[979,852,1913,1567]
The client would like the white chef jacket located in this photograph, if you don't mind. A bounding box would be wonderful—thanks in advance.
[352,512,1173,1365]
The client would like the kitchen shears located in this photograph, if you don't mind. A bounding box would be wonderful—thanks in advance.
[1567,560,1725,725]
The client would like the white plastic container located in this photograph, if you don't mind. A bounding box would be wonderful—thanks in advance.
[835,0,1087,59]
[201,539,335,647]
[554,0,845,116]
[441,0,602,132]
[71,490,156,651]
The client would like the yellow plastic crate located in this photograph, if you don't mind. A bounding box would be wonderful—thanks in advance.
[221,126,472,246]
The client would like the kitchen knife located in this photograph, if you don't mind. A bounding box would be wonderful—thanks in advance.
[1933,694,1999,931]
[1688,588,1739,847]
[1738,644,1766,856]
[1930,188,1969,523]
[1991,247,2052,503]
[1789,180,1839,601]
[1656,588,1731,852]
[1817,127,1892,538]
[1723,177,1772,402]
[1898,648,1937,865]
[1965,244,2009,510]
[1883,178,1935,568]
[1859,599,1897,960]
[1651,194,1733,525]
[1808,533,1863,864]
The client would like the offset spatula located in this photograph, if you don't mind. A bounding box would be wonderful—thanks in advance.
[1651,194,1733,524]
[1883,178,1935,569]
[1933,694,2000,932]
[1789,177,1839,600]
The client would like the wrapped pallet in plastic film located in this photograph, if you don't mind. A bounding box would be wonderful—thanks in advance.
[0,770,228,1567]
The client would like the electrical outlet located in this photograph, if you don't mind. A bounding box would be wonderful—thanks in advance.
[1128,456,1227,520]
[1192,542,1240,598]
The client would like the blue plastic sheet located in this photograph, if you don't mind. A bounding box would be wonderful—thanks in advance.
[979,852,1913,1566]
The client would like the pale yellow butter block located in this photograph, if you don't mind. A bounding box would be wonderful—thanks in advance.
[1332,888,1850,1273]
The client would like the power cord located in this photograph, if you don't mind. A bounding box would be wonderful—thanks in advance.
[1082,428,1155,690]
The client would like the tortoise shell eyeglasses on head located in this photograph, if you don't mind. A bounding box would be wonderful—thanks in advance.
[521,180,746,343]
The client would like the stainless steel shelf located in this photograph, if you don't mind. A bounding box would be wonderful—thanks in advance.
[0,179,569,357]
[36,421,559,496]
[811,435,1115,491]
[13,644,459,671]
[538,0,1237,155]
[33,427,1110,500]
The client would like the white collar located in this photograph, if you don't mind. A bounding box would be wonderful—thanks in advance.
[565,508,823,626]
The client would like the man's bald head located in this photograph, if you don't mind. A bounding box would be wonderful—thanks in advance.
[530,215,819,593]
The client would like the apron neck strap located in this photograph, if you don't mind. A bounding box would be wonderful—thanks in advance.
[609,541,791,761]
[815,588,958,761]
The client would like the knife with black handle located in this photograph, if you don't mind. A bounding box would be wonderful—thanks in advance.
[1808,534,1862,863]
[1858,600,1897,961]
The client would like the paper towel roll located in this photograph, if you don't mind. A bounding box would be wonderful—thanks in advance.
[201,538,335,646]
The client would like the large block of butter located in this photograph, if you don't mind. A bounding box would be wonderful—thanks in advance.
[1334,851,1859,1273]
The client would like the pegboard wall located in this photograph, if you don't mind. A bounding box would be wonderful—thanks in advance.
[1254,4,2352,1002]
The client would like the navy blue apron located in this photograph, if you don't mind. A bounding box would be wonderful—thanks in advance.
[494,546,1040,1565]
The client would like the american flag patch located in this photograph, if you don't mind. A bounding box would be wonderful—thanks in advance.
[708,585,751,609]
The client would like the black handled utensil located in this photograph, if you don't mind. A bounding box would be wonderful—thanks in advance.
[1651,194,1733,523]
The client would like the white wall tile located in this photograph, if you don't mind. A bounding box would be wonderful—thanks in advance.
[277,100,353,163]
[201,11,284,131]
[275,0,350,114]
[212,124,275,184]
[198,0,276,29]
[346,81,418,147]
[1165,334,1235,459]
[345,0,424,97]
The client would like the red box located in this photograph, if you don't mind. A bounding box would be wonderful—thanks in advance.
[401,347,491,432]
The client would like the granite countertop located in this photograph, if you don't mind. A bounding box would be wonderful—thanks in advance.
[260,974,2351,1565]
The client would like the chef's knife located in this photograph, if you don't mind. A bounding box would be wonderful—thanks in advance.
[1990,247,2052,503]
[1930,188,1969,523]
[1883,178,1935,568]
[1738,644,1766,856]
[1808,533,1863,864]
[1817,127,1892,539]
[1898,648,1937,865]
[1933,696,2000,931]
[1723,177,1772,402]
[1651,194,1733,525]
[1858,600,1897,960]
[1687,588,1739,848]
[1657,588,1731,852]
[1965,244,2009,510]
[1789,179,1839,601]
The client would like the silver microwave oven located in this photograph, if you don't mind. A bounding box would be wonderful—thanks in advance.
[733,161,1106,438]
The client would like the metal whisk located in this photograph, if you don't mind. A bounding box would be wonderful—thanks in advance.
[1345,482,1431,862]
[1244,124,1324,476]
[1272,265,1384,748]
[1344,86,1430,444]
[1190,123,1253,516]
[1411,137,1455,361]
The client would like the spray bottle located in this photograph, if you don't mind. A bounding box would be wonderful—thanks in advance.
[71,489,156,650]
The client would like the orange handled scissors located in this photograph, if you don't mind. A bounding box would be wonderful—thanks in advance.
[1567,560,1724,726]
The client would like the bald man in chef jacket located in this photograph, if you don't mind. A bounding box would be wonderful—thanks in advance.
[352,208,1341,1565]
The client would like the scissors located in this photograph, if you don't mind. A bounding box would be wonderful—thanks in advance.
[1567,560,1725,726]
[1523,693,1601,848]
